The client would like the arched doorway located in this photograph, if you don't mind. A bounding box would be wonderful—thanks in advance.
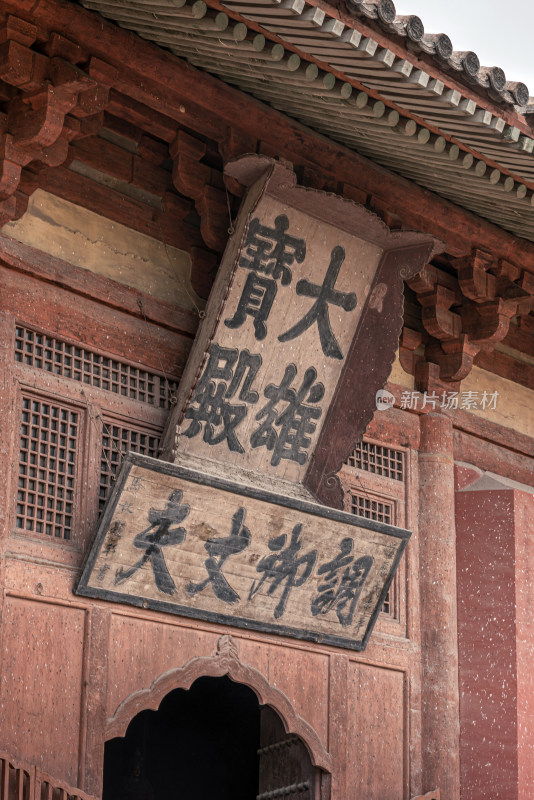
[103,675,319,800]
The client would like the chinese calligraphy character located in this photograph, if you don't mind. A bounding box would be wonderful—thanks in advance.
[278,245,357,359]
[187,507,251,604]
[249,523,317,619]
[250,364,324,466]
[311,538,373,627]
[225,273,277,340]
[128,476,143,493]
[182,344,261,452]
[239,214,306,282]
[224,215,306,340]
[114,490,190,596]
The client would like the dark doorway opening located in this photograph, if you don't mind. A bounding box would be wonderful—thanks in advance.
[103,674,319,800]
[103,675,260,800]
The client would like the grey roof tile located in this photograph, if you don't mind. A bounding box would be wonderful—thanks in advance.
[341,0,532,108]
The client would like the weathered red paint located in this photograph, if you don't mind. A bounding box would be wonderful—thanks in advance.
[456,486,534,800]
[418,414,460,799]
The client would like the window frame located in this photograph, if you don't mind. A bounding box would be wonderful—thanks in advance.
[340,436,410,637]
[0,255,185,569]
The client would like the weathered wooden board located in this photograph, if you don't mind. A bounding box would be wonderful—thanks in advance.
[171,188,381,484]
[76,453,410,651]
[161,155,439,507]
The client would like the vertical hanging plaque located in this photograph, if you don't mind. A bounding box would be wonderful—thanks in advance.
[161,155,441,506]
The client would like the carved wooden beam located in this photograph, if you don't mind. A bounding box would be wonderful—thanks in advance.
[456,249,496,301]
[170,128,228,252]
[424,336,480,384]
[462,298,518,345]
[406,250,534,390]
[0,15,111,225]
[169,127,259,298]
[419,284,463,342]
[399,326,423,375]
[455,248,533,309]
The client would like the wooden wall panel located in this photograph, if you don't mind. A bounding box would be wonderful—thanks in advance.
[267,645,330,749]
[106,613,330,751]
[106,613,220,719]
[328,653,349,800]
[456,489,519,800]
[235,636,270,680]
[347,661,406,799]
[0,596,86,785]
[0,267,189,378]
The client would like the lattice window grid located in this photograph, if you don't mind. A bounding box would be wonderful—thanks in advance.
[17,396,79,539]
[349,492,396,616]
[350,493,394,525]
[15,325,177,409]
[346,441,404,481]
[99,423,161,511]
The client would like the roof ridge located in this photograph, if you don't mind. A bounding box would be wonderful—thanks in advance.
[342,0,531,108]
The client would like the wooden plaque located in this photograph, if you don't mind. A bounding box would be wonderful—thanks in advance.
[77,453,410,651]
[161,155,441,507]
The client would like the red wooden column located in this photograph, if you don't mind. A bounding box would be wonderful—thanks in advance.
[418,413,460,800]
[456,482,534,800]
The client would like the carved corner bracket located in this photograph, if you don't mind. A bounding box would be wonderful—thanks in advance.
[168,127,259,299]
[405,249,533,392]
[0,14,113,226]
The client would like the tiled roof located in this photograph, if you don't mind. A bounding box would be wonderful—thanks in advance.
[339,0,532,109]
[78,0,534,242]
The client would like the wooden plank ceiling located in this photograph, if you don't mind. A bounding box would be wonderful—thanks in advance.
[76,0,534,243]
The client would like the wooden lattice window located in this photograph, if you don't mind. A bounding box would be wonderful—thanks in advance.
[15,325,177,409]
[17,395,80,540]
[346,441,404,481]
[99,421,161,511]
[343,438,409,624]
[12,323,174,551]
[350,493,394,525]
[349,489,397,616]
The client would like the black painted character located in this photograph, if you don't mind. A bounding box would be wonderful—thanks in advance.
[311,538,373,627]
[114,490,190,596]
[251,364,324,466]
[249,523,317,619]
[182,344,261,453]
[187,506,251,604]
[279,245,357,359]
[225,214,306,340]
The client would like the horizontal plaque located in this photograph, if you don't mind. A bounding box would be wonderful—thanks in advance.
[77,453,410,651]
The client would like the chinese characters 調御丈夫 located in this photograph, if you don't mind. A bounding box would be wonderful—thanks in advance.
[114,491,374,626]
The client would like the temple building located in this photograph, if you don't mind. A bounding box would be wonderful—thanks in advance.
[0,1,533,799]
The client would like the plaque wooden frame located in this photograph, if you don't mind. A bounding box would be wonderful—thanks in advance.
[160,155,441,508]
[76,453,411,652]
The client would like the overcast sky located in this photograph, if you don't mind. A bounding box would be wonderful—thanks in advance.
[394,0,534,96]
